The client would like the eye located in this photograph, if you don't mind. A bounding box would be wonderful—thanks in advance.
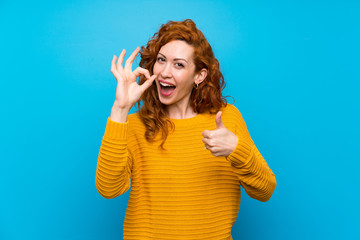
[175,63,184,68]
[157,57,165,62]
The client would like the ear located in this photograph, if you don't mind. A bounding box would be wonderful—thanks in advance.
[194,68,208,85]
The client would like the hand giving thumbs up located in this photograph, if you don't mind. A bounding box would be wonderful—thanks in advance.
[202,111,239,157]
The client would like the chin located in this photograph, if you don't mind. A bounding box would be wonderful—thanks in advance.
[158,95,173,106]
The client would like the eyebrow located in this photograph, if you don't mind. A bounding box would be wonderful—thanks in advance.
[158,52,188,63]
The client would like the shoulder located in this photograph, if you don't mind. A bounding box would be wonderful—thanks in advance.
[127,112,145,130]
[128,112,141,122]
[221,103,254,143]
[220,103,250,132]
[221,103,244,120]
[128,112,143,124]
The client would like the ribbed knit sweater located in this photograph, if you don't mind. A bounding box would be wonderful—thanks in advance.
[95,104,276,240]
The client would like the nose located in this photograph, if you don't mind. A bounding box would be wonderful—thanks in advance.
[159,62,172,79]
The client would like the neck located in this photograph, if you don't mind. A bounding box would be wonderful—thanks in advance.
[166,100,197,119]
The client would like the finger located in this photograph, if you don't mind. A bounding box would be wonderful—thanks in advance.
[124,46,140,71]
[212,150,221,157]
[111,55,117,73]
[202,130,214,138]
[203,140,212,150]
[110,55,122,80]
[215,111,225,129]
[205,145,219,155]
[139,74,157,93]
[202,130,209,138]
[208,139,216,147]
[202,136,214,148]
[116,49,126,70]
[206,145,218,155]
[133,67,151,79]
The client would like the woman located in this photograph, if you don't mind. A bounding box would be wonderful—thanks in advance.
[96,19,276,240]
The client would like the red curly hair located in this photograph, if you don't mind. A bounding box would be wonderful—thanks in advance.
[137,19,227,148]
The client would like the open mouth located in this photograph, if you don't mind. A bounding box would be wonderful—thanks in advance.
[159,81,176,96]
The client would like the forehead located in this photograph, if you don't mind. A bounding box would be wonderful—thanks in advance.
[158,40,194,61]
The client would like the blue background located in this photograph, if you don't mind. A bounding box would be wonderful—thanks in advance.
[1,0,359,239]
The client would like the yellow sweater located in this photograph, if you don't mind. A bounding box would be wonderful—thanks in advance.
[96,104,276,240]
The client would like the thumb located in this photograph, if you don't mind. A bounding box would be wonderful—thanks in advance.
[139,74,157,92]
[215,111,225,129]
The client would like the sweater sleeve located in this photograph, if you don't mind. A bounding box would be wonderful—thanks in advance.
[95,117,133,199]
[225,106,277,202]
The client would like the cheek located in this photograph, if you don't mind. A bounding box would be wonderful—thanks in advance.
[177,72,195,86]
[153,62,161,75]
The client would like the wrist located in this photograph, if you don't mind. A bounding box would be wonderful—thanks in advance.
[226,134,238,157]
[110,105,130,123]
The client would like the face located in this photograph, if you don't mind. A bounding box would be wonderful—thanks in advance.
[153,40,206,108]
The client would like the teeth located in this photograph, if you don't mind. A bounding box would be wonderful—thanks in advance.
[160,82,174,87]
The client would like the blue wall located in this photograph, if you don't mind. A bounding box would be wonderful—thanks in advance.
[1,0,359,239]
